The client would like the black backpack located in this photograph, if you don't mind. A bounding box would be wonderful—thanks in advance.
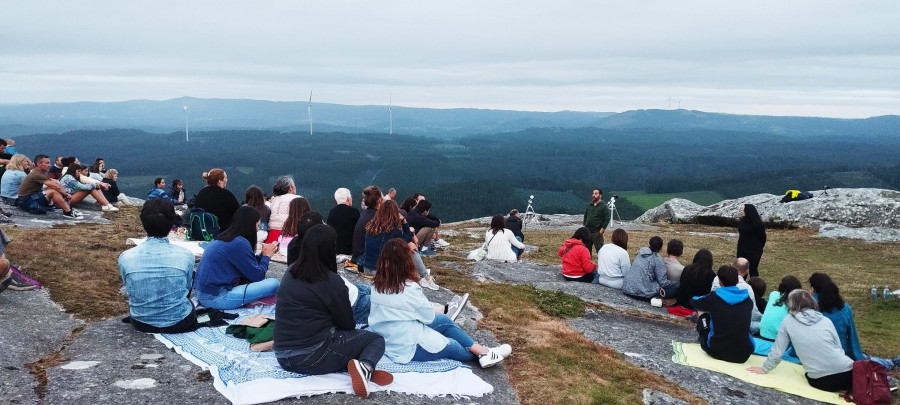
[187,209,220,241]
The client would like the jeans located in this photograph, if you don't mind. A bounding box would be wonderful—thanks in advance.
[195,278,280,310]
[589,230,604,255]
[511,236,524,257]
[277,329,385,375]
[412,252,428,278]
[353,284,371,326]
[411,314,477,362]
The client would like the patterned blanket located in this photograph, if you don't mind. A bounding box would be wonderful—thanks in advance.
[154,306,493,405]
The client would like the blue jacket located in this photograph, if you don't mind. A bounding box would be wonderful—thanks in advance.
[147,187,177,204]
[359,227,413,270]
[194,236,271,295]
[819,302,864,361]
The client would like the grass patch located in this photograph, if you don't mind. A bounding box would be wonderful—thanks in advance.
[524,284,585,318]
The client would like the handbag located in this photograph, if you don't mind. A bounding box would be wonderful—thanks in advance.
[467,232,498,261]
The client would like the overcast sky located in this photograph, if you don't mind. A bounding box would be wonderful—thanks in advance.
[2,1,898,118]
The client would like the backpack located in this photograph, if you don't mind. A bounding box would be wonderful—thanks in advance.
[842,360,891,405]
[187,209,220,242]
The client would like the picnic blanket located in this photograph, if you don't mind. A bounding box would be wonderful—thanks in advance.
[671,341,843,404]
[154,306,493,405]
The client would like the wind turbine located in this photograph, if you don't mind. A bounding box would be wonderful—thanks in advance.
[388,94,393,135]
[307,91,313,135]
[182,104,189,142]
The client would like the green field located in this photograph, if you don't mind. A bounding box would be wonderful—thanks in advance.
[617,190,724,211]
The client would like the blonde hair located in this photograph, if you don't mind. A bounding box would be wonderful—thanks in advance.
[202,168,226,186]
[5,154,28,171]
[104,169,118,179]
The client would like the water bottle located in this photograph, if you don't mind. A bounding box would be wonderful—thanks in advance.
[884,286,891,300]
[871,285,878,300]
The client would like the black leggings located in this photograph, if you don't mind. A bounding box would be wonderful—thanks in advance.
[130,310,199,334]
[806,370,853,392]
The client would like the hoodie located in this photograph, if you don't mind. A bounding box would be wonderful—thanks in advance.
[690,286,755,363]
[558,238,596,278]
[621,247,678,298]
[762,309,854,378]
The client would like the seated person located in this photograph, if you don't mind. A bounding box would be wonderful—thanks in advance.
[506,209,525,261]
[407,199,441,254]
[595,229,630,289]
[691,265,755,363]
[710,258,761,334]
[101,169,122,205]
[663,239,685,282]
[759,275,802,341]
[1,154,31,205]
[622,236,678,301]
[675,249,716,309]
[16,154,81,218]
[483,215,526,263]
[274,224,392,399]
[118,199,197,333]
[170,178,186,205]
[326,187,360,256]
[369,238,511,368]
[810,273,899,370]
[361,200,437,290]
[748,290,854,392]
[558,227,597,283]
[278,197,310,253]
[266,175,300,243]
[747,276,767,314]
[59,163,118,211]
[193,206,280,310]
[147,177,178,204]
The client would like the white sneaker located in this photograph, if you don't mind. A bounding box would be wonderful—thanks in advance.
[478,344,511,368]
[434,238,450,248]
[446,293,470,322]
[419,276,439,291]
[102,204,120,212]
[72,208,83,216]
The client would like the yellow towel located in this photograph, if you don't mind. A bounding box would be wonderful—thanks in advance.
[671,341,845,404]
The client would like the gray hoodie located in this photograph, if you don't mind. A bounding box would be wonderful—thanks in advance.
[762,309,854,379]
[621,247,679,299]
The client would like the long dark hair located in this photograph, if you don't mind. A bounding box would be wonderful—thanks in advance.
[215,205,260,246]
[740,203,764,228]
[809,272,844,312]
[774,275,802,307]
[373,238,419,294]
[691,248,714,271]
[490,214,505,235]
[288,224,336,282]
[571,227,592,248]
[281,197,311,237]
[366,200,404,236]
[243,185,268,218]
[400,197,417,213]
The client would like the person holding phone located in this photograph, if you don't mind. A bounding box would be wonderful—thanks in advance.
[194,206,280,310]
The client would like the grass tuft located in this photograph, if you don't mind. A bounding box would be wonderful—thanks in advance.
[524,284,585,318]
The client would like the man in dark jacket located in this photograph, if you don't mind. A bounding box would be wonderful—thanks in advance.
[583,188,610,255]
[407,200,440,253]
[327,187,360,256]
[690,265,755,363]
[506,209,525,261]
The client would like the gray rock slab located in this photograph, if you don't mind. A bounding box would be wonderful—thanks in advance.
[570,309,821,405]
[1,200,112,229]
[0,288,83,404]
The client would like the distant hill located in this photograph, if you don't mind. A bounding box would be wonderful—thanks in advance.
[1,97,898,138]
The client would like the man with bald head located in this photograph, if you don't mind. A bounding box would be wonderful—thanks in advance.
[710,257,761,334]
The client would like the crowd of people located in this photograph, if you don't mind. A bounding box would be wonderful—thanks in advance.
[116,172,501,398]
[561,187,900,393]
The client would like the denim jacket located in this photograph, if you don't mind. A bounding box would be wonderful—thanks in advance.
[369,281,449,363]
[118,237,195,328]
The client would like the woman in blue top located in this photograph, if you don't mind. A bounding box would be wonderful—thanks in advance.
[368,238,510,368]
[809,273,899,370]
[194,206,280,310]
[758,275,802,340]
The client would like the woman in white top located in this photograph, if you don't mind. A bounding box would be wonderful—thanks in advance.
[483,215,525,262]
[594,228,631,289]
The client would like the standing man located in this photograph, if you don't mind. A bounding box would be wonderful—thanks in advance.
[583,188,610,255]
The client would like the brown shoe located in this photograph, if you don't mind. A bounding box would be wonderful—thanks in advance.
[370,370,393,386]
[347,360,370,398]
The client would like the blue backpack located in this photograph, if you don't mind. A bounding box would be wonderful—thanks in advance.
[187,209,219,241]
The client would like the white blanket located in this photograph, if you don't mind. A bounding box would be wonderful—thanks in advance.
[154,306,493,405]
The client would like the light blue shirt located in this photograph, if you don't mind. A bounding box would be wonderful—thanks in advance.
[118,237,195,328]
[0,170,26,199]
[368,281,449,363]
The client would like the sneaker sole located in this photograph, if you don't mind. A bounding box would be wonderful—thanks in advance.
[7,284,36,291]
[370,370,393,386]
[449,293,469,322]
[479,356,502,368]
[347,360,369,398]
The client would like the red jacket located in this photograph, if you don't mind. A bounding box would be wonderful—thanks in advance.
[558,238,596,278]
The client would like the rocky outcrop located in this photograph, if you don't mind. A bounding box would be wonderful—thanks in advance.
[635,188,900,241]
